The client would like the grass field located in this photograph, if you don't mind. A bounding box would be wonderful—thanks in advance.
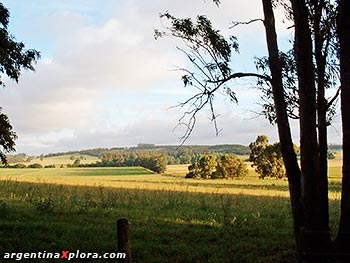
[0,157,344,262]
[13,154,100,167]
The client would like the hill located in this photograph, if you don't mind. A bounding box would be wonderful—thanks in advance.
[42,144,250,159]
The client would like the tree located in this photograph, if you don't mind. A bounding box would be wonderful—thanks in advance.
[198,154,217,179]
[146,154,167,174]
[0,108,17,165]
[157,0,350,260]
[249,135,285,179]
[186,154,217,179]
[336,0,350,253]
[214,154,247,179]
[186,154,247,179]
[0,3,40,165]
[73,158,81,167]
[327,151,335,160]
[186,161,201,178]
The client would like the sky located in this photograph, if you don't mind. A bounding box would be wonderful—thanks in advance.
[0,0,342,156]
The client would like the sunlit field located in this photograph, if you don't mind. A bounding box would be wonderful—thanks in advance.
[0,153,343,262]
[0,156,343,199]
[19,154,100,167]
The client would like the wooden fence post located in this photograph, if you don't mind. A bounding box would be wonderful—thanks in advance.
[117,218,131,263]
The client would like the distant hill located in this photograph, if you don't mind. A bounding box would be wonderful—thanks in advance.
[329,144,342,151]
[43,144,250,158]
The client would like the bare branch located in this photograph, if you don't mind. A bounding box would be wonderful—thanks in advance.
[230,18,264,29]
[208,72,271,84]
[327,86,341,109]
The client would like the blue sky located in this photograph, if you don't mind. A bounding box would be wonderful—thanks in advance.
[0,0,342,155]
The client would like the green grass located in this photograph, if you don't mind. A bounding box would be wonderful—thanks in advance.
[0,167,152,178]
[0,180,300,263]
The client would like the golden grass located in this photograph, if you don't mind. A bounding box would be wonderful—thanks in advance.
[16,154,99,167]
[0,157,343,201]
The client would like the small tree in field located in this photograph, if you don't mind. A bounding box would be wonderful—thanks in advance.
[214,154,247,179]
[198,154,217,179]
[186,154,217,179]
[249,135,285,179]
[186,161,201,178]
[186,154,247,179]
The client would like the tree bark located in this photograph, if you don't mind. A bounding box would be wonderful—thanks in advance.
[289,1,333,260]
[314,0,330,241]
[261,0,302,251]
[336,0,350,255]
[290,0,322,231]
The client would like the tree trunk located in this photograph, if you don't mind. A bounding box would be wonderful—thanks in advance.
[290,0,331,259]
[290,0,320,228]
[314,0,331,241]
[336,0,350,255]
[261,0,303,251]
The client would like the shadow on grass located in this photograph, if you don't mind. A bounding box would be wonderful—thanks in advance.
[105,179,342,193]
[0,181,302,263]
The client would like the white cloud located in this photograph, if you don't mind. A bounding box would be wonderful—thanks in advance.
[1,0,336,156]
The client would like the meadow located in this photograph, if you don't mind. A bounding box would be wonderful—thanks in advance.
[0,154,343,262]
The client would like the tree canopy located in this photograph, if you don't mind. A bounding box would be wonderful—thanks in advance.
[249,135,285,179]
[0,3,40,165]
[186,154,247,179]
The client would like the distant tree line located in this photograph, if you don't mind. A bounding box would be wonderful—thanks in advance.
[42,144,250,162]
[75,151,167,174]
[6,163,54,169]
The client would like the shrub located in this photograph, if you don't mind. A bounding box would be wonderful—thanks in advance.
[27,163,43,168]
[8,163,26,168]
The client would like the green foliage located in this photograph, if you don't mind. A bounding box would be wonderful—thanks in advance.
[214,154,248,179]
[0,3,40,165]
[7,163,26,168]
[186,154,247,179]
[98,151,166,173]
[255,50,299,123]
[327,151,335,160]
[0,3,40,86]
[27,163,43,169]
[186,154,217,179]
[44,144,250,164]
[199,154,218,179]
[73,158,81,167]
[0,109,17,165]
[249,135,285,179]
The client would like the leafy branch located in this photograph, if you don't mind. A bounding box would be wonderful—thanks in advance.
[156,12,271,143]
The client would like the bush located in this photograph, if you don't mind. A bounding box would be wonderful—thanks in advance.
[8,163,27,168]
[27,163,43,168]
[327,151,335,160]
